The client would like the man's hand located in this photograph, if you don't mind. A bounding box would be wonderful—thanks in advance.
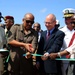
[25,52,31,59]
[41,52,49,61]
[41,56,48,61]
[49,53,58,59]
[24,43,34,52]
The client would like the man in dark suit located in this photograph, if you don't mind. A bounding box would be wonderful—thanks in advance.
[36,14,65,75]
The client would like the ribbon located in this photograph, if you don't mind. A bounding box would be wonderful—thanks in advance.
[23,53,75,61]
[6,55,10,63]
[0,49,9,52]
[0,49,9,62]
[56,58,75,61]
[23,53,43,57]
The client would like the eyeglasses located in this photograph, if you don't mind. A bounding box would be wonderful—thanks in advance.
[25,19,34,24]
[71,21,75,24]
[44,20,55,25]
[44,22,54,25]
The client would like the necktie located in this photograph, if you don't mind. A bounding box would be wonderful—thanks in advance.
[66,32,75,58]
[46,31,50,40]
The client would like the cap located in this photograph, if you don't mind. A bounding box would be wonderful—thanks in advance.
[4,16,14,21]
[63,8,75,18]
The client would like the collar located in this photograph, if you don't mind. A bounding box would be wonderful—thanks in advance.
[47,27,55,35]
[61,25,75,32]
[19,24,34,34]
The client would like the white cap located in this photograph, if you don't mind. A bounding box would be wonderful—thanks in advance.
[63,8,75,18]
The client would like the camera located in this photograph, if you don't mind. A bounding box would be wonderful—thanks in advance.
[0,12,4,22]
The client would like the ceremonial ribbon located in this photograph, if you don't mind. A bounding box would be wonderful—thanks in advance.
[1,49,75,62]
[23,53,75,61]
[6,55,10,62]
[23,53,43,57]
[55,58,75,61]
[0,49,9,62]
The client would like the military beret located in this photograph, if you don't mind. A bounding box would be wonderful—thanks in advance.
[63,8,75,18]
[4,16,14,21]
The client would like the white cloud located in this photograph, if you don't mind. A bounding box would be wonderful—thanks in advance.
[40,8,47,13]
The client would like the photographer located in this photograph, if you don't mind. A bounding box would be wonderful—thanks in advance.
[0,12,7,75]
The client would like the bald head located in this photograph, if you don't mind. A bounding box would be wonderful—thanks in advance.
[22,13,35,30]
[45,14,56,30]
[24,13,34,20]
[46,14,56,22]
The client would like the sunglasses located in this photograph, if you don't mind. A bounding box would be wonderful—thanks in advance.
[25,20,34,24]
[71,21,75,24]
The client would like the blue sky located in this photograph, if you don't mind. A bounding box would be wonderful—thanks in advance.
[0,0,75,30]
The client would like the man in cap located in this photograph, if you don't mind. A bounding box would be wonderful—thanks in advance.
[4,16,14,34]
[3,16,14,75]
[60,8,75,75]
[0,16,14,30]
[49,14,75,75]
[63,8,75,18]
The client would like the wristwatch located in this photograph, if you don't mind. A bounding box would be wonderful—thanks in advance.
[57,52,61,58]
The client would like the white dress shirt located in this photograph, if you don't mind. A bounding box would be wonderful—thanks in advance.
[66,43,75,59]
[60,25,75,75]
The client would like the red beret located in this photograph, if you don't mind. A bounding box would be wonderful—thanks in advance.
[4,16,14,21]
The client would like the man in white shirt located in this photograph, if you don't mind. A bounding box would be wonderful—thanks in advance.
[49,13,75,75]
[59,8,75,75]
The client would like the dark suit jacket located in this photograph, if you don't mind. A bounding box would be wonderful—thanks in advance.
[37,27,65,74]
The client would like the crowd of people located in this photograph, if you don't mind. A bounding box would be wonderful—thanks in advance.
[0,8,75,75]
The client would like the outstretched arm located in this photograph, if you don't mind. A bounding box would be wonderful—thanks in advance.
[49,50,69,59]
